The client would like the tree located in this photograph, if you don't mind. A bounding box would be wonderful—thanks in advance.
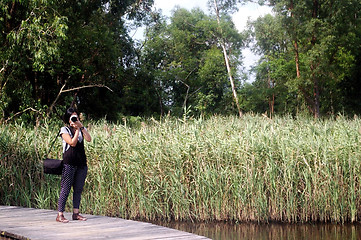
[249,14,294,117]
[0,0,68,121]
[0,0,155,122]
[209,0,251,117]
[257,0,361,117]
[141,7,245,116]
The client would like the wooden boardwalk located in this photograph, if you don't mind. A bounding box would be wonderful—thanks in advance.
[0,206,210,240]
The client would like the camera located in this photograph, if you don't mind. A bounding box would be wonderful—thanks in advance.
[70,116,78,123]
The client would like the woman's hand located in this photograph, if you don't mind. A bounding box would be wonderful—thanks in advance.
[70,122,80,130]
[69,115,91,142]
[71,120,83,130]
[73,120,91,142]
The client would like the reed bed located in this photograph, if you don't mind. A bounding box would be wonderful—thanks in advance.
[1,114,361,223]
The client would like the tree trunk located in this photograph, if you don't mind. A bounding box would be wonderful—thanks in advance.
[294,41,301,78]
[313,76,320,118]
[289,0,301,79]
[311,0,320,118]
[213,0,242,118]
[290,0,319,117]
[267,67,274,118]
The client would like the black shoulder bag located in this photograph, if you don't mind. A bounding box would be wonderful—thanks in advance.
[43,130,63,175]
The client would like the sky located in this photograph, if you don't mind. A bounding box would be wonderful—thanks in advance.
[133,0,273,81]
[153,0,272,31]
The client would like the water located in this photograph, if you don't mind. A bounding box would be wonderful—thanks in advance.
[155,221,361,240]
[2,221,361,239]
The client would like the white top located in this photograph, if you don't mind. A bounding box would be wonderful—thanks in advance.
[60,126,85,153]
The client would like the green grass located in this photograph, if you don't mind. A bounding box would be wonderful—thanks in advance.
[1,114,361,223]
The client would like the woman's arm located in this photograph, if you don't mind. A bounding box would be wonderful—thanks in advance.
[62,126,80,147]
[74,121,91,142]
[80,127,91,142]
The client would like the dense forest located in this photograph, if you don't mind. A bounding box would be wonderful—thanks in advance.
[1,0,360,122]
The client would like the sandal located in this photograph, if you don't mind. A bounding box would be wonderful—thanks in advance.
[72,213,87,221]
[56,214,69,223]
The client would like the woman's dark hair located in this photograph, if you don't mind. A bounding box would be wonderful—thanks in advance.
[63,107,79,124]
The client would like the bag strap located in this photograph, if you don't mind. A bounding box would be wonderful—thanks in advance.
[45,130,61,159]
[65,126,72,138]
[63,127,71,153]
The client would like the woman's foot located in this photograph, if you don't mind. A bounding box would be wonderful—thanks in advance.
[72,213,87,221]
[56,214,69,223]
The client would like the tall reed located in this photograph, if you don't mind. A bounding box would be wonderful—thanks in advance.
[1,114,361,223]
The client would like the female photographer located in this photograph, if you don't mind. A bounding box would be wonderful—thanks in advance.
[56,107,91,223]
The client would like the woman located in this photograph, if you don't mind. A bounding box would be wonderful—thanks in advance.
[56,107,92,223]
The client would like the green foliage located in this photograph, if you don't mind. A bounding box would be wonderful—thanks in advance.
[1,0,68,122]
[0,0,156,122]
[197,47,230,113]
[7,6,68,72]
[249,1,361,117]
[208,0,252,14]
[141,7,245,116]
[1,0,361,122]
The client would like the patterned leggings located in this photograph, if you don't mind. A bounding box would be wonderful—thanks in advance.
[58,164,88,212]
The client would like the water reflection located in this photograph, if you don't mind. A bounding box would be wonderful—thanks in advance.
[155,221,361,240]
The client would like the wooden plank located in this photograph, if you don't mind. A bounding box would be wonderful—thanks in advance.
[0,206,209,240]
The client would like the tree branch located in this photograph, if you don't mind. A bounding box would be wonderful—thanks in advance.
[61,84,113,93]
[0,60,8,74]
[48,80,68,115]
[48,82,113,116]
[5,107,43,123]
